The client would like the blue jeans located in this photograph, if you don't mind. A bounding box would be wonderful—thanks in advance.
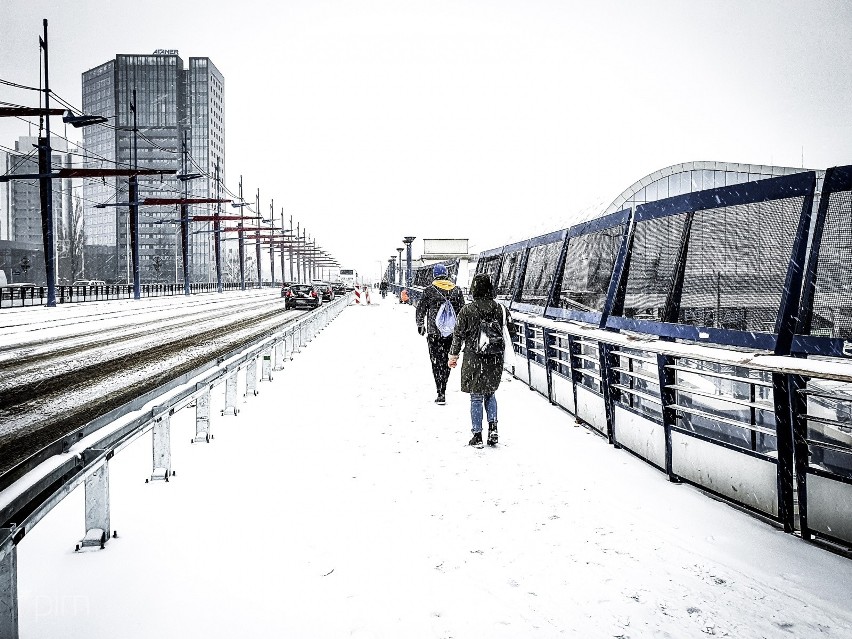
[470,393,497,433]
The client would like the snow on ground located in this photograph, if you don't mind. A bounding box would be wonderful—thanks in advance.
[14,294,852,638]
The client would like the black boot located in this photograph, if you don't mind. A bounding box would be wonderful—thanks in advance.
[468,431,483,447]
[487,421,498,446]
[435,393,446,405]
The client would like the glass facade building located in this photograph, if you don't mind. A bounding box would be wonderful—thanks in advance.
[81,52,225,284]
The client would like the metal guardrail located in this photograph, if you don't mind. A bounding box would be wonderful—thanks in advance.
[0,293,351,638]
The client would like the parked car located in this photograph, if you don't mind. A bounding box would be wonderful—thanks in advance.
[287,283,323,309]
[72,280,106,287]
[312,281,335,302]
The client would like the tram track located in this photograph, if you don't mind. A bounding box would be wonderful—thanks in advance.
[0,297,278,373]
[0,295,305,477]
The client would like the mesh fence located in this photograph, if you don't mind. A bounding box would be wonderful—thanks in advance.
[810,190,852,338]
[413,267,432,288]
[677,197,803,333]
[553,226,624,313]
[495,250,524,300]
[622,214,687,321]
[474,255,502,287]
[518,241,563,306]
[412,261,459,288]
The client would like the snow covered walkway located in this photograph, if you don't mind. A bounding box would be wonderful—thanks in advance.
[18,295,852,638]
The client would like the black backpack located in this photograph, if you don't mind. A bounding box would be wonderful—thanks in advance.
[474,308,505,355]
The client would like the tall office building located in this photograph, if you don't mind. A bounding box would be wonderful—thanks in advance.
[81,51,225,283]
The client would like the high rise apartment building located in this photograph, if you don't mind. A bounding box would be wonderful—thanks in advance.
[81,52,224,283]
[2,137,70,245]
[0,136,81,285]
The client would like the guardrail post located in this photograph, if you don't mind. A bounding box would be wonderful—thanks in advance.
[656,353,680,483]
[773,372,797,534]
[274,341,285,371]
[193,388,212,443]
[789,373,810,539]
[599,343,619,446]
[567,335,580,418]
[542,328,554,403]
[149,415,172,482]
[261,350,273,382]
[245,357,258,396]
[80,452,111,549]
[222,369,239,416]
[287,331,295,360]
[0,530,18,639]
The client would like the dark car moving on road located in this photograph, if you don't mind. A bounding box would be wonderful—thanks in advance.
[283,283,323,309]
[312,281,335,302]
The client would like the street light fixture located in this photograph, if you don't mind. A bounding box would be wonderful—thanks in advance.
[62,110,109,128]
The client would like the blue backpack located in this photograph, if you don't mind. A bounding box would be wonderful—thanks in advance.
[435,296,457,337]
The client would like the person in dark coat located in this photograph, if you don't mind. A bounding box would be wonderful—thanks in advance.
[448,273,515,446]
[415,264,466,405]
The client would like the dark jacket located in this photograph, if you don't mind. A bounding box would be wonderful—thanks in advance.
[415,277,466,339]
[450,298,515,394]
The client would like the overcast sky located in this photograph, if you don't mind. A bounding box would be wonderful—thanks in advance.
[2,0,851,279]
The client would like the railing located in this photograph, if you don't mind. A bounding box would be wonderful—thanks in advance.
[0,294,351,638]
[473,164,852,553]
[501,304,852,553]
[0,281,282,309]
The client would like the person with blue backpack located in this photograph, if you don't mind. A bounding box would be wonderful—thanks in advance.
[415,264,466,405]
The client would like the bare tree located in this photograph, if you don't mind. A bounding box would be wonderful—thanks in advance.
[67,198,86,282]
[224,248,243,283]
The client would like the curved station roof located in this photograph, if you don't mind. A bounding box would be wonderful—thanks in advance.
[602,160,822,217]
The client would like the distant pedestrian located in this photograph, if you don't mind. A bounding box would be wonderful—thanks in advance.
[448,273,515,447]
[380,280,388,298]
[415,264,466,405]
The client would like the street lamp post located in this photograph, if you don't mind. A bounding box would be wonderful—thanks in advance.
[403,236,415,289]
[396,247,404,286]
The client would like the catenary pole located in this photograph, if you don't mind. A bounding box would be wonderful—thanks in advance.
[289,215,294,282]
[38,19,57,306]
[181,131,190,295]
[130,89,140,299]
[279,208,286,283]
[269,199,275,285]
[238,175,246,290]
[214,159,222,293]
[255,188,261,286]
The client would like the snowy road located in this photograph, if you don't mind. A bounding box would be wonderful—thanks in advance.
[0,290,302,476]
[16,295,852,638]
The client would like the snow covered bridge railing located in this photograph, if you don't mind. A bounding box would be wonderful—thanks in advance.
[0,294,350,639]
[473,164,852,552]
